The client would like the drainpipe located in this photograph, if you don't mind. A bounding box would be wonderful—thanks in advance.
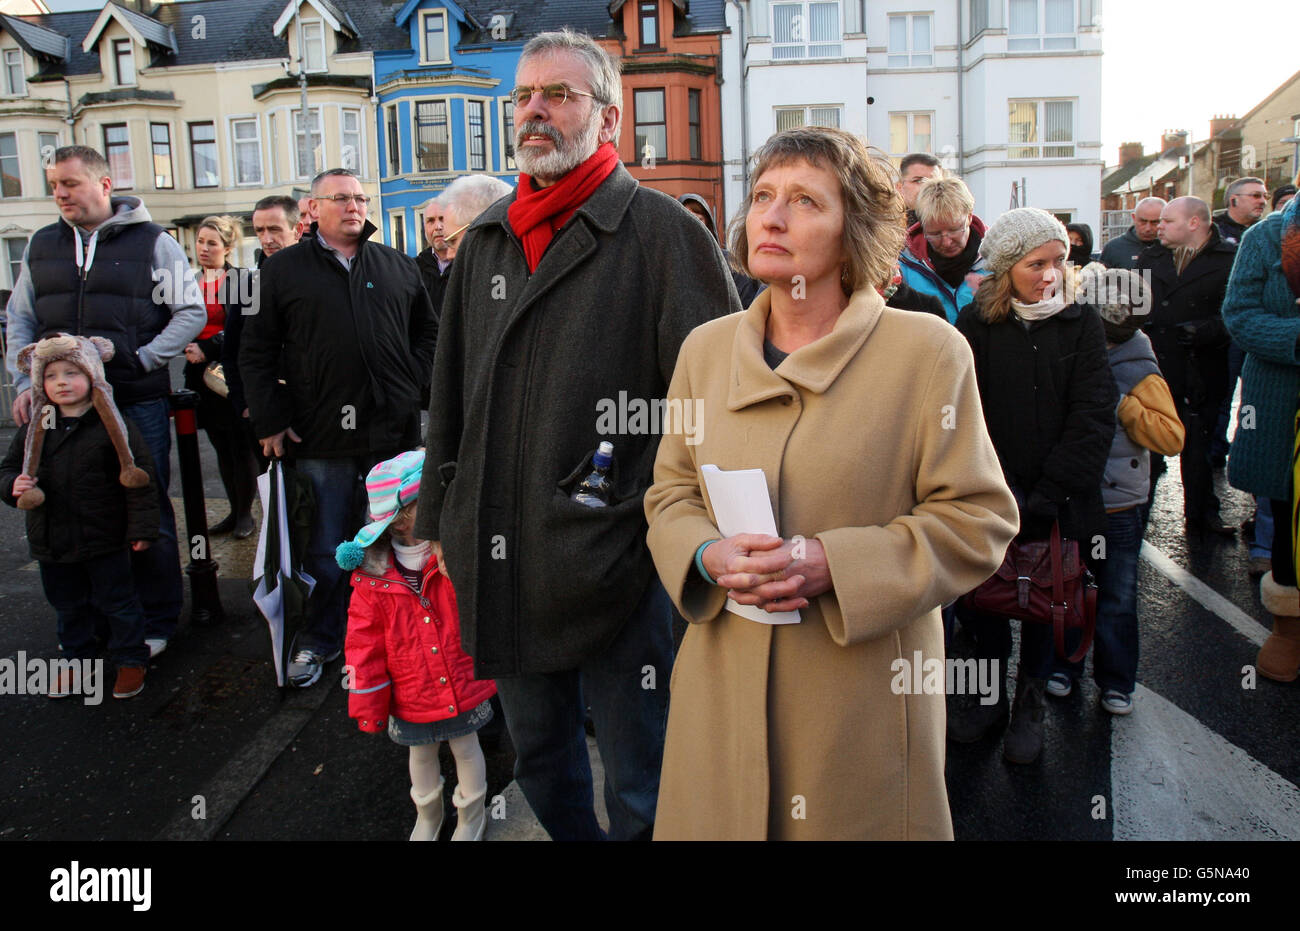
[725,0,749,194]
[956,0,964,176]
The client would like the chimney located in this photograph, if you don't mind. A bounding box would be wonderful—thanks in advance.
[1160,130,1186,155]
[1208,114,1237,139]
[1119,141,1144,167]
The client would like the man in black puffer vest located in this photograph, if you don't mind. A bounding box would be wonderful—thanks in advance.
[5,145,205,658]
[241,167,438,689]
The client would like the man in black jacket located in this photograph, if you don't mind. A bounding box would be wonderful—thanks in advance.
[241,168,439,687]
[1100,197,1165,269]
[415,195,451,315]
[1138,196,1238,535]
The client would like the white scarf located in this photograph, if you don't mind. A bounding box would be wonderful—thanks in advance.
[1011,289,1066,321]
[392,539,431,572]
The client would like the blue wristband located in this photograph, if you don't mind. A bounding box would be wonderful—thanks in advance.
[694,540,719,585]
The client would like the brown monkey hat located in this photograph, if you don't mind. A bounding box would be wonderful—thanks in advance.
[14,333,150,511]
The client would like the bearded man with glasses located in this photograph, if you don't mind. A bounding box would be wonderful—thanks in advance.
[414,29,740,841]
[241,167,439,688]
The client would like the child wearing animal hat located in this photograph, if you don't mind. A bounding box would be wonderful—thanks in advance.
[0,334,159,699]
[336,450,496,841]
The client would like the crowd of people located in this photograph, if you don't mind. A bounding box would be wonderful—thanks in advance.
[3,26,1299,840]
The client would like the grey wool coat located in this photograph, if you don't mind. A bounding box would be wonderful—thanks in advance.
[413,162,742,677]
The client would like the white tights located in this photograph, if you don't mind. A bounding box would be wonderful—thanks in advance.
[408,734,486,797]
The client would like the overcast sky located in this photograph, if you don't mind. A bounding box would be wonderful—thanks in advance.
[37,0,1300,169]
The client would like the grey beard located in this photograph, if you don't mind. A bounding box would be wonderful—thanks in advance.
[516,108,604,181]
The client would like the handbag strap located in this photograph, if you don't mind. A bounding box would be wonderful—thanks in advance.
[1050,520,1096,663]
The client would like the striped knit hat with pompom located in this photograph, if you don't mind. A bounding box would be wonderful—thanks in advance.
[335,449,425,570]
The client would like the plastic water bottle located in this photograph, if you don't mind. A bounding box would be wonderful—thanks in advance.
[572,442,614,508]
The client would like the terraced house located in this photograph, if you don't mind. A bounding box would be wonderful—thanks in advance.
[0,0,404,274]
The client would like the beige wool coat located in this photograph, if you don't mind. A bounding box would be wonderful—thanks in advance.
[645,287,1019,840]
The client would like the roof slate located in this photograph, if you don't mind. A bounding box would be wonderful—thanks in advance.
[0,12,69,59]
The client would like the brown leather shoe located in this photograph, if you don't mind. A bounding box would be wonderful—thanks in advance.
[112,665,146,699]
[1003,676,1046,764]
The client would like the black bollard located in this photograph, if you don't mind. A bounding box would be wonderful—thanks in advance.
[170,389,225,628]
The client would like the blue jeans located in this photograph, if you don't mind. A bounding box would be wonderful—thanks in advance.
[493,578,673,841]
[1250,497,1274,560]
[293,456,375,656]
[42,549,149,668]
[120,398,183,641]
[1056,506,1142,694]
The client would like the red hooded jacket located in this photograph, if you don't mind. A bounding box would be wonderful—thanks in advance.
[344,557,496,733]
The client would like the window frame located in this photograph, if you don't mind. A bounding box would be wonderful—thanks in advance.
[229,116,264,186]
[774,105,843,132]
[1007,0,1077,51]
[37,131,59,174]
[688,88,702,161]
[499,97,516,171]
[771,0,843,60]
[389,210,406,254]
[291,106,323,180]
[266,111,280,183]
[340,106,365,176]
[102,122,133,189]
[3,47,25,96]
[188,120,219,188]
[634,87,667,164]
[887,13,933,67]
[888,111,934,158]
[466,99,486,172]
[150,122,174,190]
[385,104,401,177]
[1007,98,1076,159]
[112,38,135,86]
[5,235,27,287]
[639,0,662,49]
[413,98,450,174]
[0,131,20,198]
[300,18,327,73]
[419,9,450,65]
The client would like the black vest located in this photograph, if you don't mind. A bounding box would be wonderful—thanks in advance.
[27,218,170,404]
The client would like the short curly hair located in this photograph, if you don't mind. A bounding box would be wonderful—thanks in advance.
[728,127,904,293]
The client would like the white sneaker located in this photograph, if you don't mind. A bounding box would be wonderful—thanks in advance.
[1045,672,1073,698]
[145,638,168,659]
[287,648,341,688]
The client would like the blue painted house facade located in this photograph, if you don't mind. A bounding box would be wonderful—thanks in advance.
[375,0,525,256]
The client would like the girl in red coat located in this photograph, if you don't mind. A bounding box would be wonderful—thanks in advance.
[336,450,496,841]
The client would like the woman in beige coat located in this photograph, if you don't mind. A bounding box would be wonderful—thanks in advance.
[645,127,1020,840]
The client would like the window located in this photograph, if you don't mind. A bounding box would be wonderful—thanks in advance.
[772,1,842,60]
[1008,0,1076,50]
[189,121,218,187]
[112,38,135,85]
[500,98,516,170]
[0,133,19,197]
[1008,99,1074,158]
[6,237,26,286]
[231,118,263,185]
[301,20,325,72]
[639,1,660,48]
[1079,0,1101,28]
[688,89,702,161]
[969,0,988,37]
[391,212,405,253]
[291,107,322,179]
[38,131,59,171]
[774,106,841,131]
[889,113,932,155]
[634,89,666,163]
[150,123,174,189]
[341,107,363,174]
[415,100,449,172]
[421,10,448,64]
[467,100,486,171]
[103,123,132,189]
[3,48,24,96]
[888,14,932,67]
[386,105,400,175]
[267,112,279,182]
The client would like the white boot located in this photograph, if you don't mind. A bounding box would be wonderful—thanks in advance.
[450,783,488,841]
[409,777,445,841]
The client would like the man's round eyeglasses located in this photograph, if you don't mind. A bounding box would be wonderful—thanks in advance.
[318,194,371,206]
[511,83,601,108]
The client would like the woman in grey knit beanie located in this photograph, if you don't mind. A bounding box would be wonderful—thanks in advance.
[950,206,1117,765]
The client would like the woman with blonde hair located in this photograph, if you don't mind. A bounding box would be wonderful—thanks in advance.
[185,215,258,538]
[644,127,1019,840]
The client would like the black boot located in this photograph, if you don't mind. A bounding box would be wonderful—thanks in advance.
[1003,676,1046,764]
[947,688,1009,743]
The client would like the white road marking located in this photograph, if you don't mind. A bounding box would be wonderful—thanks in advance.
[1111,683,1300,840]
[1140,541,1267,648]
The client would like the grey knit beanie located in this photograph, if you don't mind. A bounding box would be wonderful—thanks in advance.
[978,207,1069,277]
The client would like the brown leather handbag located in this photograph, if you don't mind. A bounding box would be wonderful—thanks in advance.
[962,521,1098,663]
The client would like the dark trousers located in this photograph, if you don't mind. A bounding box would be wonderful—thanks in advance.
[120,398,184,641]
[40,550,149,668]
[1173,392,1225,526]
[1211,342,1245,462]
[1270,497,1297,587]
[204,417,258,520]
[493,579,673,841]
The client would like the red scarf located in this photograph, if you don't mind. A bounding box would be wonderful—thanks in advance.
[508,142,619,272]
